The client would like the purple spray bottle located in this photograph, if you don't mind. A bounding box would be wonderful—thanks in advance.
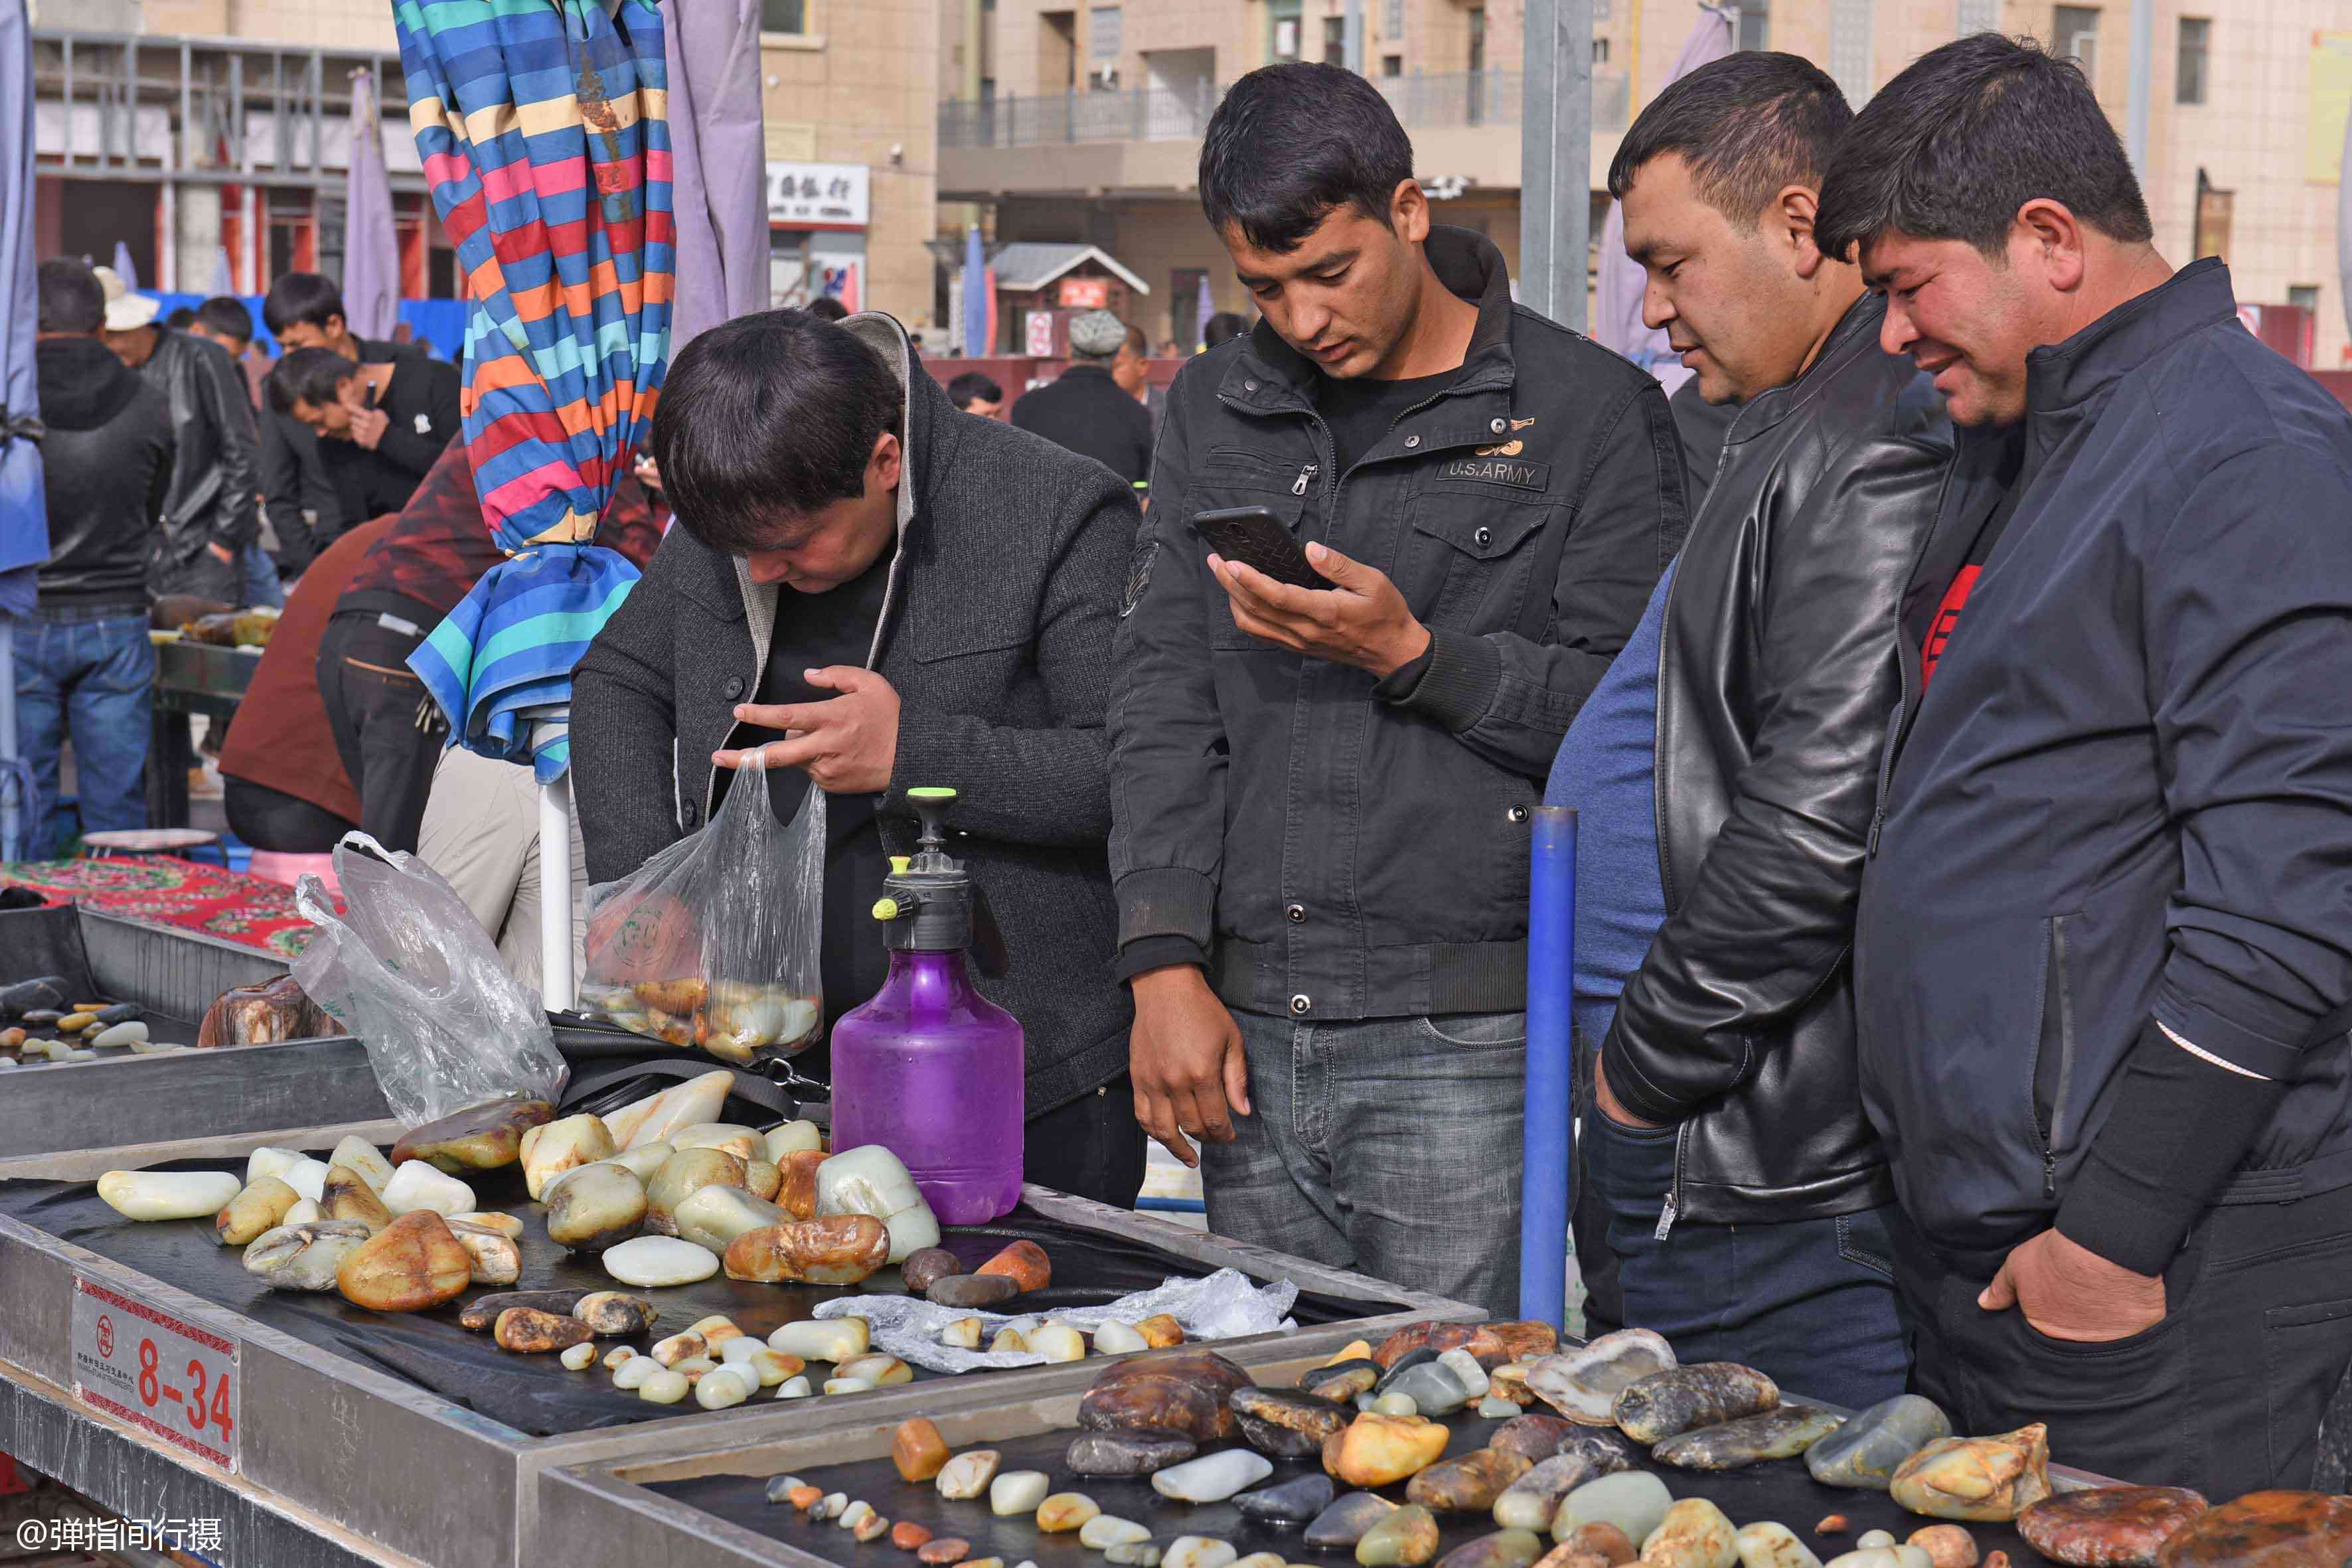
[829,786,1025,1223]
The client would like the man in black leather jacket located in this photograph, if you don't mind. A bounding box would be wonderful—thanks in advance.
[1545,54,1950,1407]
[94,267,260,604]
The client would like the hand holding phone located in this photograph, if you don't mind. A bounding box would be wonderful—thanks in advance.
[1192,505,1335,591]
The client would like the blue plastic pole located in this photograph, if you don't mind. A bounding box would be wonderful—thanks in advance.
[1520,805,1577,1327]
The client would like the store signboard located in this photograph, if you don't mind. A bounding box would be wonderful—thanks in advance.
[70,1275,239,1473]
[1058,277,1111,309]
[1026,311,1058,357]
[767,161,870,228]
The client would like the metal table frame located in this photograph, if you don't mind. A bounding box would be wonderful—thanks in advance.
[0,1181,1478,1568]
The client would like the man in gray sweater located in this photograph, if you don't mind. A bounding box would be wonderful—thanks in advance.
[572,307,1147,1206]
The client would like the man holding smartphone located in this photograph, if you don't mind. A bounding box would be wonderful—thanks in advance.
[1108,62,1686,1314]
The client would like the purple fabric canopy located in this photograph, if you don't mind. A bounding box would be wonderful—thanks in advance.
[343,66,401,341]
[662,0,767,351]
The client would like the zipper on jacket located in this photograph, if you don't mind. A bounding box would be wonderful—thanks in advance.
[2035,915,2079,1200]
[1293,463,1318,497]
[1654,1122,1689,1240]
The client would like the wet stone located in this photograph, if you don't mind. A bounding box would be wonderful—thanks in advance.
[1611,1363,1779,1445]
[1654,1406,1845,1470]
[1642,1499,1738,1568]
[1889,1425,2050,1524]
[917,1539,971,1566]
[1303,1360,1381,1403]
[2152,1490,2352,1567]
[1234,1385,1356,1457]
[1077,1352,1252,1443]
[1376,1348,1442,1391]
[1487,1415,1582,1465]
[1384,1361,1475,1418]
[1552,1472,1672,1551]
[1306,1492,1401,1549]
[1357,1505,1441,1567]
[1153,1448,1275,1503]
[2016,1487,2207,1567]
[928,1273,1019,1308]
[1083,1518,1152,1549]
[1437,1530,1545,1568]
[1406,1448,1532,1514]
[1806,1396,1955,1492]
[1236,1473,1336,1525]
[1330,1413,1451,1488]
[1554,1522,1637,1566]
[1525,1331,1676,1427]
[1495,1454,1610,1531]
[1164,1538,1237,1568]
[1732,1523,1823,1568]
[1067,1431,1200,1476]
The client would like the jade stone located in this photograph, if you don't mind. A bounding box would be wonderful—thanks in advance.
[1805,1395,1954,1491]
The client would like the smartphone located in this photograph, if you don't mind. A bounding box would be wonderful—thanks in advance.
[1194,505,1335,591]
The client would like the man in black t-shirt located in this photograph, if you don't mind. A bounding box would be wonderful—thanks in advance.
[270,346,461,524]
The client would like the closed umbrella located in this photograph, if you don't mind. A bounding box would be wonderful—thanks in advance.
[661,0,765,352]
[0,0,46,862]
[343,66,401,342]
[208,246,236,298]
[961,224,990,357]
[394,0,674,1006]
[1195,272,1215,353]
[110,240,137,294]
[1593,3,1733,388]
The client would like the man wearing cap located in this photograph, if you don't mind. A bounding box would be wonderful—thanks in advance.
[1010,309,1157,488]
[94,265,262,604]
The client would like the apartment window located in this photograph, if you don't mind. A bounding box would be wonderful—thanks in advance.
[1593,37,1610,64]
[1735,0,1768,52]
[761,0,808,35]
[2056,7,2099,79]
[1469,5,1486,73]
[1384,0,1403,39]
[1270,0,1301,63]
[2290,285,2321,315]
[1090,4,1121,82]
[1382,53,1402,76]
[1323,16,1346,64]
[2176,17,2209,104]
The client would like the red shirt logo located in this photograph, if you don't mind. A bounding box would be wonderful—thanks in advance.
[1921,565,1982,692]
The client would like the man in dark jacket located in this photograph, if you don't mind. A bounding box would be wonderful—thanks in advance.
[573,307,1148,1209]
[1109,63,1686,1315]
[1549,54,1950,1409]
[15,260,175,854]
[94,266,259,605]
[272,345,460,525]
[1010,309,1156,487]
[1821,35,2352,1495]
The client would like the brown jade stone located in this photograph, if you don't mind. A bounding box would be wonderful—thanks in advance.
[894,1419,951,1482]
[723,1215,890,1284]
[901,1247,963,1294]
[1405,1448,1532,1512]
[1907,1524,1980,1568]
[2154,1490,2352,1567]
[1528,1554,1607,1568]
[493,1308,591,1354]
[460,1290,584,1332]
[1564,1524,1635,1565]
[787,1486,823,1510]
[390,1099,554,1173]
[1331,1413,1452,1488]
[1483,1321,1561,1366]
[917,1539,971,1565]
[1486,1414,1580,1464]
[892,1523,933,1551]
[1137,1312,1185,1348]
[1372,1322,1482,1370]
[777,1149,827,1219]
[975,1239,1051,1293]
[1817,1517,1849,1536]
[2019,1488,2207,1567]
[335,1212,473,1312]
[1076,1350,1252,1442]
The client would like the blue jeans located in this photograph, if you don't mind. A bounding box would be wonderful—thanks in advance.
[1202,1006,1526,1318]
[240,541,285,609]
[12,609,155,857]
[1579,1107,1909,1410]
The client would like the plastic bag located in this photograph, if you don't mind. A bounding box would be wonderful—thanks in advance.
[291,832,568,1125]
[578,749,825,1065]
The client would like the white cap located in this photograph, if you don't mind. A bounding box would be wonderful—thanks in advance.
[93,266,159,333]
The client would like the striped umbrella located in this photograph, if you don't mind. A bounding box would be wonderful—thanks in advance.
[392,0,674,786]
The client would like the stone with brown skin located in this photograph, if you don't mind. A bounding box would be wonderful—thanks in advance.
[391,1099,554,1172]
[1137,1312,1185,1348]
[975,1239,1050,1293]
[1233,1385,1356,1458]
[1486,1414,1582,1464]
[1331,1413,1452,1488]
[892,1523,933,1551]
[1907,1524,1980,1568]
[572,1291,659,1336]
[894,1419,951,1482]
[724,1215,892,1284]
[1527,1553,1608,1568]
[335,1212,473,1312]
[214,1176,301,1246]
[1405,1448,1531,1513]
[917,1539,972,1565]
[494,1308,592,1354]
[321,1164,393,1232]
[2019,1488,2205,1567]
[645,1148,748,1234]
[1373,1322,1483,1370]
[1889,1425,2051,1524]
[1077,1350,1253,1442]
[1484,1322,1560,1366]
[902,1247,963,1294]
[777,1148,828,1218]
[1817,1518,1849,1537]
[2153,1490,2352,1567]
[460,1290,584,1331]
[787,1485,822,1510]
[1562,1524,1634,1565]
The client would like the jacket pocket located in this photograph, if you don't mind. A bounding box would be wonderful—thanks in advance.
[1405,489,1556,633]
[1200,445,1313,496]
[2029,913,2081,1201]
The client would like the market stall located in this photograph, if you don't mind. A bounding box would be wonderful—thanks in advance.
[147,632,261,830]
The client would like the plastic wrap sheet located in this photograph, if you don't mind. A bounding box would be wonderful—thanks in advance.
[649,1408,2045,1565]
[822,1270,1299,1374]
[0,1166,1381,1439]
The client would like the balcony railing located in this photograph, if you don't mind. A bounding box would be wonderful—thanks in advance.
[941,70,1630,151]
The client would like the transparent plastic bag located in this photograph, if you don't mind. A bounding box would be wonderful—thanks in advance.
[291,832,567,1125]
[580,750,825,1066]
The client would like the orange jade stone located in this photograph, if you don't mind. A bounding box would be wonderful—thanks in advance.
[892,1522,933,1551]
[976,1239,1051,1293]
[894,1418,951,1482]
[778,1150,827,1219]
[787,1485,823,1510]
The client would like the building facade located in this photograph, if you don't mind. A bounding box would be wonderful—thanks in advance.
[937,0,2352,368]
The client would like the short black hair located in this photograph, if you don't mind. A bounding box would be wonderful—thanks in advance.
[1125,323,1148,354]
[946,371,1002,410]
[1816,32,2153,262]
[269,346,360,411]
[1202,311,1250,349]
[1200,63,1415,254]
[650,308,902,552]
[165,306,197,329]
[196,295,255,346]
[262,272,347,335]
[37,258,103,335]
[1608,52,1851,223]
[803,295,850,322]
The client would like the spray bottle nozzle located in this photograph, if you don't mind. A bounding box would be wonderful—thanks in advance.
[905,786,959,871]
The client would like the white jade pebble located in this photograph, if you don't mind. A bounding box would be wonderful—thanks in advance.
[603,1347,637,1370]
[1031,1323,1086,1362]
[561,1342,597,1371]
[719,1336,766,1366]
[602,1235,721,1287]
[990,1471,1050,1516]
[96,1170,242,1221]
[329,1137,396,1193]
[282,1198,321,1225]
[380,1162,474,1216]
[612,1356,661,1391]
[940,1316,984,1349]
[815,1144,923,1220]
[823,1377,874,1395]
[696,1369,751,1409]
[245,1146,305,1187]
[769,1317,870,1362]
[884,1202,941,1263]
[639,1369,690,1404]
[1093,1320,1147,1354]
[775,1375,813,1399]
[279,1158,333,1204]
[763,1119,823,1162]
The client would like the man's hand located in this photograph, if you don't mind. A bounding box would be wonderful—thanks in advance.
[1593,1052,1663,1130]
[206,541,235,566]
[1130,965,1251,1167]
[1980,1228,2166,1342]
[347,405,391,451]
[713,666,901,793]
[1212,542,1432,678]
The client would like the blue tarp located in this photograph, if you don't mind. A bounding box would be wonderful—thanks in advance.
[137,289,467,362]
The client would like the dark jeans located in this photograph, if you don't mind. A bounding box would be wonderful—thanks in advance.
[223,775,356,854]
[1202,1007,1527,1318]
[1892,1180,2352,1496]
[316,605,445,854]
[1579,1108,1909,1411]
[11,607,154,856]
[1024,1073,1148,1211]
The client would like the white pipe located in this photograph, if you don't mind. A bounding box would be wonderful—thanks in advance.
[2126,0,2152,179]
[539,774,574,1012]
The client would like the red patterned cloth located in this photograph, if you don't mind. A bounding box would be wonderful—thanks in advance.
[0,856,321,959]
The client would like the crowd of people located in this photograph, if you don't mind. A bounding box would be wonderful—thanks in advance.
[16,29,2352,1503]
